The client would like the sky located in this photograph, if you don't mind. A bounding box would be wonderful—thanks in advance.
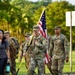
[29,0,75,5]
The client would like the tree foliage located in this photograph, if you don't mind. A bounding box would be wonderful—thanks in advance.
[33,1,74,33]
[0,0,52,42]
[32,1,75,47]
[46,1,75,44]
[0,0,75,47]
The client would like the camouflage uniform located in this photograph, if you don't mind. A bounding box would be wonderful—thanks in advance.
[8,38,17,75]
[49,26,69,75]
[20,33,31,69]
[4,31,17,75]
[25,25,48,75]
[23,36,34,70]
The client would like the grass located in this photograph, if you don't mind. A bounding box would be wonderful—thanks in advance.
[16,51,75,75]
[63,51,75,72]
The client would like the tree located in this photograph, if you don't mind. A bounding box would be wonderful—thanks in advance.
[32,1,75,46]
[46,1,75,38]
[47,1,75,48]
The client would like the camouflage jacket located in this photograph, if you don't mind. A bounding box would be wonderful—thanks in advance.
[49,34,69,59]
[23,34,48,59]
[32,34,48,59]
[8,38,16,59]
[23,37,34,58]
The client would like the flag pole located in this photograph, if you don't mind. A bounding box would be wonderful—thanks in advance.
[38,7,46,23]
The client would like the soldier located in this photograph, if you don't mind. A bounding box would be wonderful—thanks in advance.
[19,33,31,69]
[23,25,48,75]
[23,33,36,75]
[4,31,17,75]
[49,26,69,75]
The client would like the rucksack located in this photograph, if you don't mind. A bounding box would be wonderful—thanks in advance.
[10,37,19,54]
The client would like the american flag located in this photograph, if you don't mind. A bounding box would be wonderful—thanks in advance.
[38,10,47,38]
[37,10,50,64]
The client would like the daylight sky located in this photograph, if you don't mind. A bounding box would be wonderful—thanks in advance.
[29,0,75,5]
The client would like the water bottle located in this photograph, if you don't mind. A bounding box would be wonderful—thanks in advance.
[5,63,10,73]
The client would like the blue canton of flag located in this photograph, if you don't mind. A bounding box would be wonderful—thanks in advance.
[38,10,47,38]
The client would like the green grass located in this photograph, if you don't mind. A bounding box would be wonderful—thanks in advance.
[16,51,75,75]
[63,51,75,72]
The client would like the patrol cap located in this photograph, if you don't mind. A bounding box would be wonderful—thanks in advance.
[33,25,39,31]
[4,31,10,35]
[25,33,31,37]
[54,26,61,30]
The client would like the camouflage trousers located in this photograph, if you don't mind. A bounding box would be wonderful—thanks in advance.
[51,56,65,75]
[28,57,45,75]
[10,58,16,75]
